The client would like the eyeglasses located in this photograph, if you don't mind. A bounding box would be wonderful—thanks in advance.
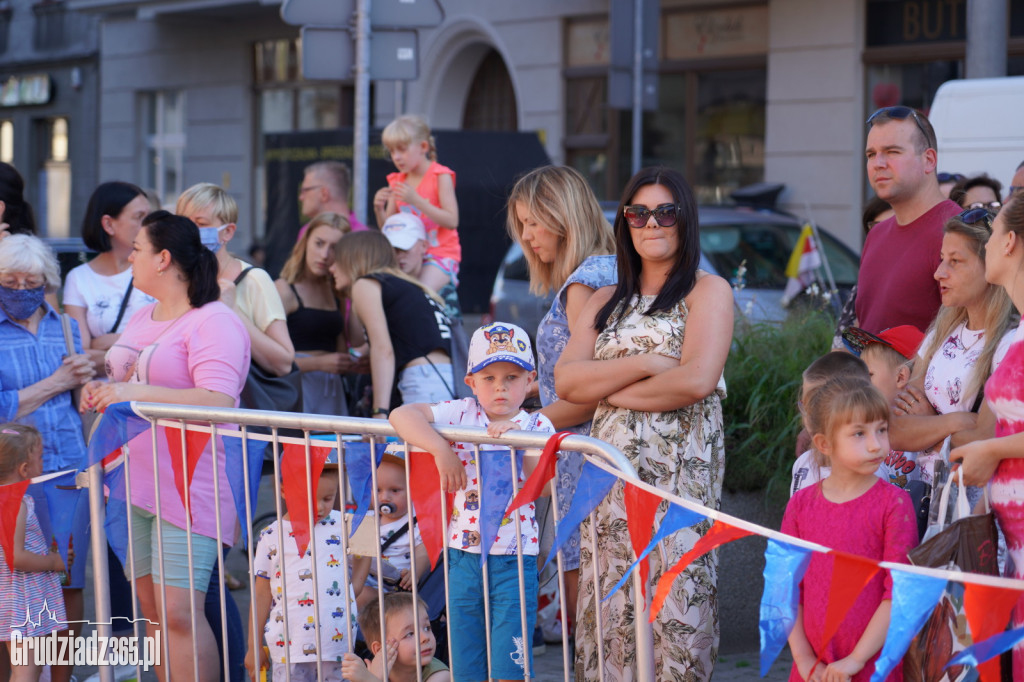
[967,201,1002,211]
[623,203,682,229]
[937,172,965,184]
[866,106,936,150]
[957,207,994,229]
[298,184,322,196]
[0,275,44,290]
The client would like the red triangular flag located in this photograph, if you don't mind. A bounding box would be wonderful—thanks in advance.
[504,431,571,518]
[624,483,662,600]
[280,443,331,558]
[407,449,454,570]
[164,425,211,524]
[650,520,753,620]
[820,551,881,655]
[0,480,30,571]
[964,582,1020,682]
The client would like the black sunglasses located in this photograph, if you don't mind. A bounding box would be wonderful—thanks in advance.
[937,172,965,184]
[957,207,994,228]
[623,203,682,229]
[867,106,936,150]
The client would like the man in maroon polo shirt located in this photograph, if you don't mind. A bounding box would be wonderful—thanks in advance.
[856,107,961,334]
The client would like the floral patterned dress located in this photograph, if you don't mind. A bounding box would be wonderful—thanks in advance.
[575,294,726,681]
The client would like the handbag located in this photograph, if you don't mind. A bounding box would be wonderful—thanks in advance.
[904,466,1000,682]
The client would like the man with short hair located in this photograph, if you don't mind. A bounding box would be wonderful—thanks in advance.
[297,161,366,239]
[856,106,961,334]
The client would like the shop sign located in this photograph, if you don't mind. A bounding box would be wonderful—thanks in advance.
[866,0,968,46]
[567,18,610,68]
[664,6,768,61]
[0,74,52,107]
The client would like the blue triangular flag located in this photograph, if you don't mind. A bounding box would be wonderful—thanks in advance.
[760,539,813,677]
[542,461,617,570]
[601,503,706,600]
[40,471,87,570]
[946,624,1024,670]
[223,435,267,549]
[478,447,519,565]
[344,442,385,536]
[85,402,150,468]
[104,461,129,566]
[870,569,948,681]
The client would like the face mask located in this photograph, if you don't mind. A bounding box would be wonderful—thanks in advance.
[0,285,44,320]
[199,224,229,253]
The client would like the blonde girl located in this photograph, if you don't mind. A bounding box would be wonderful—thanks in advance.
[783,377,917,682]
[331,231,454,416]
[373,115,459,293]
[0,424,66,682]
[276,212,361,416]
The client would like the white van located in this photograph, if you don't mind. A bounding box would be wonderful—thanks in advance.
[928,76,1024,191]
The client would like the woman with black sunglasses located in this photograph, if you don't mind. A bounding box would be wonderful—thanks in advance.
[556,166,732,681]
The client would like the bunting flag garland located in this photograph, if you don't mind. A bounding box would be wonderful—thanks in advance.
[603,502,706,601]
[947,624,1024,671]
[40,471,88,571]
[870,571,947,681]
[0,479,30,571]
[759,539,813,676]
[624,484,662,600]
[85,402,151,468]
[222,436,267,549]
[164,424,211,524]
[504,430,571,518]
[478,447,518,565]
[650,521,753,622]
[543,461,617,571]
[342,442,385,537]
[820,552,882,657]
[962,583,1020,682]
[407,449,453,570]
[279,442,331,558]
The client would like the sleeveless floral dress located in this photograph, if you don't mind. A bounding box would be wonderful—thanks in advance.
[575,294,725,681]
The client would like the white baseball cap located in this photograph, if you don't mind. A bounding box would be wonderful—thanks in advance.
[381,213,427,251]
[467,322,535,374]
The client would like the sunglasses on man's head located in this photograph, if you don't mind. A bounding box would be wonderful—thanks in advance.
[957,207,994,228]
[623,203,682,229]
[866,106,936,150]
[937,172,965,184]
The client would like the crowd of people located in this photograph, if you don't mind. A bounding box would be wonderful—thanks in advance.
[0,103,1020,682]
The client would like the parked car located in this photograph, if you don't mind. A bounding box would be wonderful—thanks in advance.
[486,203,859,338]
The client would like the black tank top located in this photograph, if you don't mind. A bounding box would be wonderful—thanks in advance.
[364,273,451,370]
[285,283,345,353]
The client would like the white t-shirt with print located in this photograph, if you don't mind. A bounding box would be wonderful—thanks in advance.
[921,323,1014,414]
[429,397,554,556]
[253,510,356,664]
[62,263,155,337]
[365,516,425,590]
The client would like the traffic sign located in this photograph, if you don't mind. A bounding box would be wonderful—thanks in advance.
[282,0,442,28]
[608,0,659,111]
[301,27,418,81]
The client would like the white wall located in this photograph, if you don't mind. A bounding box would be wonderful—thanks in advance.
[765,0,866,251]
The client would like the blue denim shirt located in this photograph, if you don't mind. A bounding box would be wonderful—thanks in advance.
[0,303,87,471]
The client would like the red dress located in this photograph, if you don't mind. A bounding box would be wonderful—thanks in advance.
[985,320,1024,676]
[782,479,918,681]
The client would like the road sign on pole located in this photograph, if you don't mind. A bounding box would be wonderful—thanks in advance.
[301,27,418,81]
[608,0,659,112]
[281,0,353,26]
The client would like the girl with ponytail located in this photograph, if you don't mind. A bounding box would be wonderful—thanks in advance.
[80,209,251,682]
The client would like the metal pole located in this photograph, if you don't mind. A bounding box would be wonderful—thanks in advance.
[966,0,1007,79]
[86,464,113,682]
[631,0,643,175]
[352,0,371,224]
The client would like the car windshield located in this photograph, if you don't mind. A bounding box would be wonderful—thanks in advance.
[699,222,858,289]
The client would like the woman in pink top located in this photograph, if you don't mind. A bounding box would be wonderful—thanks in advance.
[81,210,250,682]
[373,115,459,293]
[952,196,1024,676]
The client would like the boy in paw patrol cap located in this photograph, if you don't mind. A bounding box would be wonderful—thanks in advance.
[389,321,553,681]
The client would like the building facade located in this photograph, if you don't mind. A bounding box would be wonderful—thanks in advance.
[62,0,1024,251]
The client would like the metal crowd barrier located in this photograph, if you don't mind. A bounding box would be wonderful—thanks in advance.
[82,403,655,682]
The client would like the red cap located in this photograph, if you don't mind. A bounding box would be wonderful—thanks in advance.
[842,325,924,360]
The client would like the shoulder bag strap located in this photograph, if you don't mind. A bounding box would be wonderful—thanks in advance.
[379,516,418,554]
[108,278,134,334]
[234,266,255,286]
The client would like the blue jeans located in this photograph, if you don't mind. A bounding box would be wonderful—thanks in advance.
[207,551,245,682]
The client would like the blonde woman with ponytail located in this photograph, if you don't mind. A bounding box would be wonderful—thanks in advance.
[889,208,1016,483]
[331,230,454,416]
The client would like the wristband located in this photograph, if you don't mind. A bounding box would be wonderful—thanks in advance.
[372,408,390,417]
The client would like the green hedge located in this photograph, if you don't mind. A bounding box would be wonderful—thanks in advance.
[722,310,834,498]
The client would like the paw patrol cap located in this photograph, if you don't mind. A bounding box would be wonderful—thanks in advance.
[381,212,427,251]
[467,322,535,374]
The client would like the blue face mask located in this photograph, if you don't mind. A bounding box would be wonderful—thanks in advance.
[199,224,229,253]
[0,285,45,320]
